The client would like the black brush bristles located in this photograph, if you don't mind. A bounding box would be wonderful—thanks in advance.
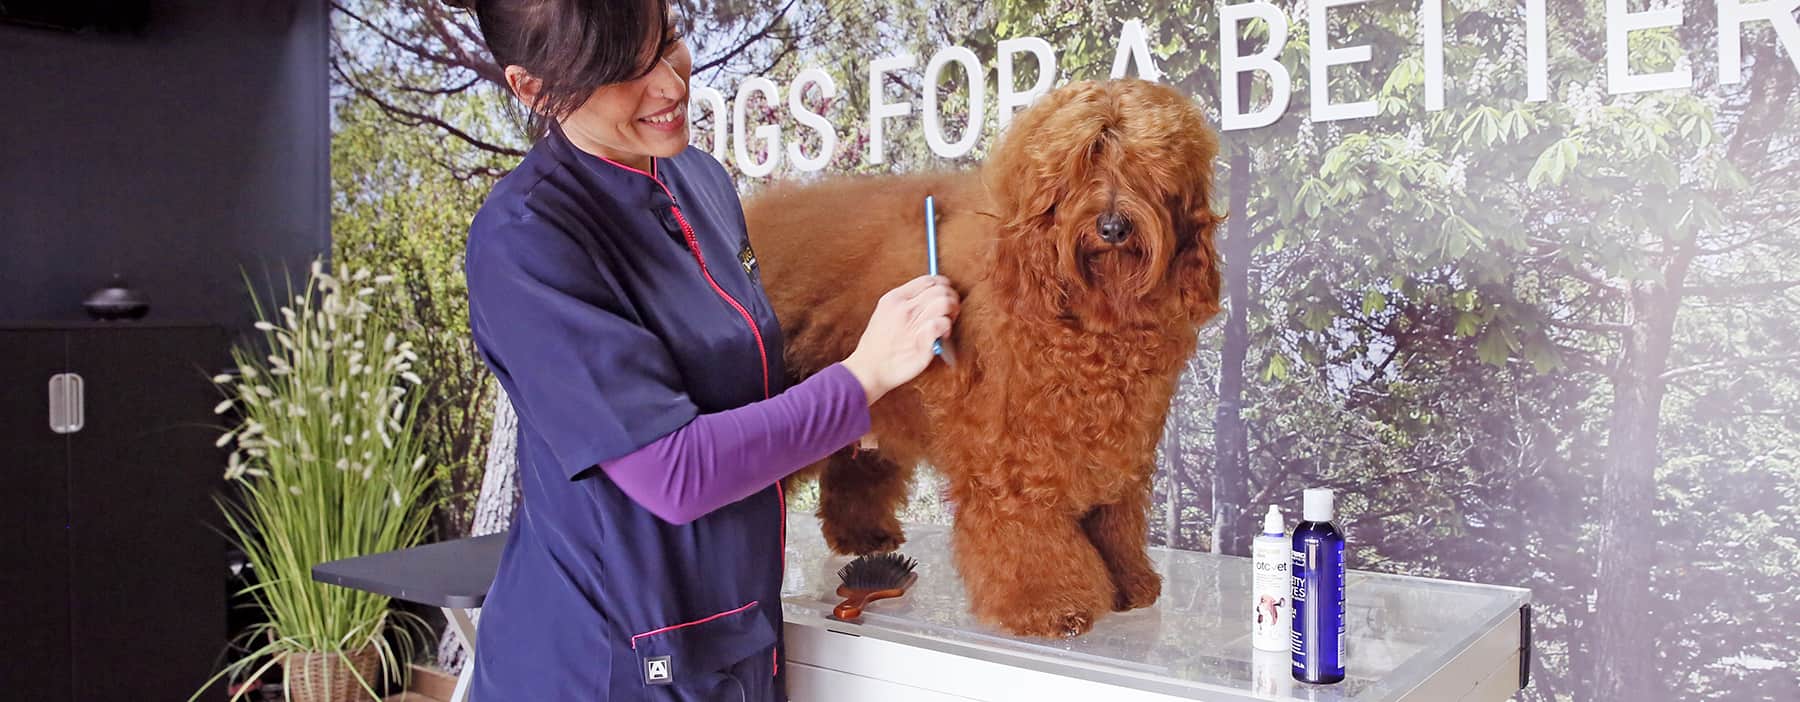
[837,552,918,590]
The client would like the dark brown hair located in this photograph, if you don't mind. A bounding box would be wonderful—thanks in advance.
[443,0,679,139]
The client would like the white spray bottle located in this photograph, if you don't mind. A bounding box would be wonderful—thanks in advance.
[1252,505,1290,651]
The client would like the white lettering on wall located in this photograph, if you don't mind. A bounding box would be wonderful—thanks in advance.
[924,47,985,158]
[1220,2,1293,131]
[997,37,1057,130]
[1606,0,1692,94]
[1110,19,1163,82]
[867,54,916,165]
[1311,0,1379,122]
[732,77,781,177]
[787,68,838,173]
[1718,0,1800,84]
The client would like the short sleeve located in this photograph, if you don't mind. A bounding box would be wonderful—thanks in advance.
[466,215,699,479]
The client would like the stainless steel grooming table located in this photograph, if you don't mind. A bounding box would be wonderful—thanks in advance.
[781,515,1532,701]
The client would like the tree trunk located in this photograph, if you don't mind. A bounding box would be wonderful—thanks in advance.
[1211,98,1254,556]
[1158,411,1185,548]
[1590,37,1777,702]
[1592,277,1681,702]
[468,387,521,537]
[435,383,520,673]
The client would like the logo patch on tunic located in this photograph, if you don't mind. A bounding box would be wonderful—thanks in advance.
[645,656,673,685]
[738,238,758,277]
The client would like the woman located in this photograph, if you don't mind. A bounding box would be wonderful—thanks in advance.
[450,1,958,699]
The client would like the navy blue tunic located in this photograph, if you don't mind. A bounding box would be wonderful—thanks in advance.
[463,125,788,701]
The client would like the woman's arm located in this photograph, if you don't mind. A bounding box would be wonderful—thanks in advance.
[597,274,959,525]
[466,211,954,525]
[599,363,870,524]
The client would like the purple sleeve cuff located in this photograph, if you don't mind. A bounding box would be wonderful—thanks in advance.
[599,363,872,524]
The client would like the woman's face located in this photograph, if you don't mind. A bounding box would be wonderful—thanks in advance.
[560,34,693,167]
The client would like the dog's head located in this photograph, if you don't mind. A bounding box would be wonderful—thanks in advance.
[985,79,1222,330]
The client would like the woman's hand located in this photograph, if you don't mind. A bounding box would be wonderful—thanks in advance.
[841,275,960,404]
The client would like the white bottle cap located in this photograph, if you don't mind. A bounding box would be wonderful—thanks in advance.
[1303,488,1334,522]
[1263,505,1284,535]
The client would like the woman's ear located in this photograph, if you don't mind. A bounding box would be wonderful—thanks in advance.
[504,65,544,110]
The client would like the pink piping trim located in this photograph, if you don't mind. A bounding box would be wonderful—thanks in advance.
[596,154,657,180]
[773,480,786,676]
[630,600,760,649]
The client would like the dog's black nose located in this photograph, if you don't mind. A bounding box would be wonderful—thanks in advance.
[1097,212,1132,243]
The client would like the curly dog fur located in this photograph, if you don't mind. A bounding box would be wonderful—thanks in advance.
[747,79,1222,638]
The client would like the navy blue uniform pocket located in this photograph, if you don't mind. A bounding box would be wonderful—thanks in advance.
[630,600,777,702]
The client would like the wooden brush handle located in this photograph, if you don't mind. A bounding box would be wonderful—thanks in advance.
[833,586,905,622]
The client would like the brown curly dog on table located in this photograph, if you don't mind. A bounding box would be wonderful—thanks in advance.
[748,79,1222,638]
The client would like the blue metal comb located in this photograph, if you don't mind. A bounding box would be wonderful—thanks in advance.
[924,196,955,366]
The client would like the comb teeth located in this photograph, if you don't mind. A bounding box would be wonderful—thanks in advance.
[837,552,918,590]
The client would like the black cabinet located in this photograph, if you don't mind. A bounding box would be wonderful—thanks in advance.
[1,323,228,701]
[0,328,73,700]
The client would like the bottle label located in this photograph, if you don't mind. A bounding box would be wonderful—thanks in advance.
[1252,539,1290,650]
[1291,532,1347,680]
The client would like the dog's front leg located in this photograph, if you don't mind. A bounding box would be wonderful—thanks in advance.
[1081,479,1163,612]
[951,497,1113,638]
[817,447,911,554]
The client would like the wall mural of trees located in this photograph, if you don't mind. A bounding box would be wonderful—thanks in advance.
[329,1,1798,700]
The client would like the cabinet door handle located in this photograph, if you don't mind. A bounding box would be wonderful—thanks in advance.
[48,374,68,433]
[65,372,85,433]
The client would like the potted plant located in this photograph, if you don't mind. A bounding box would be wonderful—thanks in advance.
[196,261,436,701]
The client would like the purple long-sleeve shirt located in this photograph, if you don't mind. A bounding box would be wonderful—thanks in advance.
[599,363,871,524]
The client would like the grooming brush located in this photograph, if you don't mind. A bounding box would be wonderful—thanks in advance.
[924,195,958,366]
[829,552,919,623]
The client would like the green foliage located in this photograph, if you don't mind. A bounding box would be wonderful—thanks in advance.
[1527,137,1582,189]
[197,262,436,699]
[331,92,506,537]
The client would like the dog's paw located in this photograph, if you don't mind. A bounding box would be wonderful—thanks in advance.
[974,583,1110,638]
[1111,567,1162,612]
[823,524,906,555]
[998,604,1100,639]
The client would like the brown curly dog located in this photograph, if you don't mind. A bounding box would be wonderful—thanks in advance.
[747,79,1222,638]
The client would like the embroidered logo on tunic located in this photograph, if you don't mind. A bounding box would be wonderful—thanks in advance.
[645,656,673,685]
[738,238,758,277]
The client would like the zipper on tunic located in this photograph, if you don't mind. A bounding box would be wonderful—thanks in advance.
[599,156,785,678]
[665,203,771,399]
[598,156,770,398]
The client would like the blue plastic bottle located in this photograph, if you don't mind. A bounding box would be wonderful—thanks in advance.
[1291,488,1346,684]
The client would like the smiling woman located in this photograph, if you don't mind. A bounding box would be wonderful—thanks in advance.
[438,0,959,699]
[444,0,687,152]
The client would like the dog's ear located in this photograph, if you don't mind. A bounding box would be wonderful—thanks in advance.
[985,86,1084,321]
[1174,202,1224,325]
[1172,125,1224,325]
[990,215,1067,321]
